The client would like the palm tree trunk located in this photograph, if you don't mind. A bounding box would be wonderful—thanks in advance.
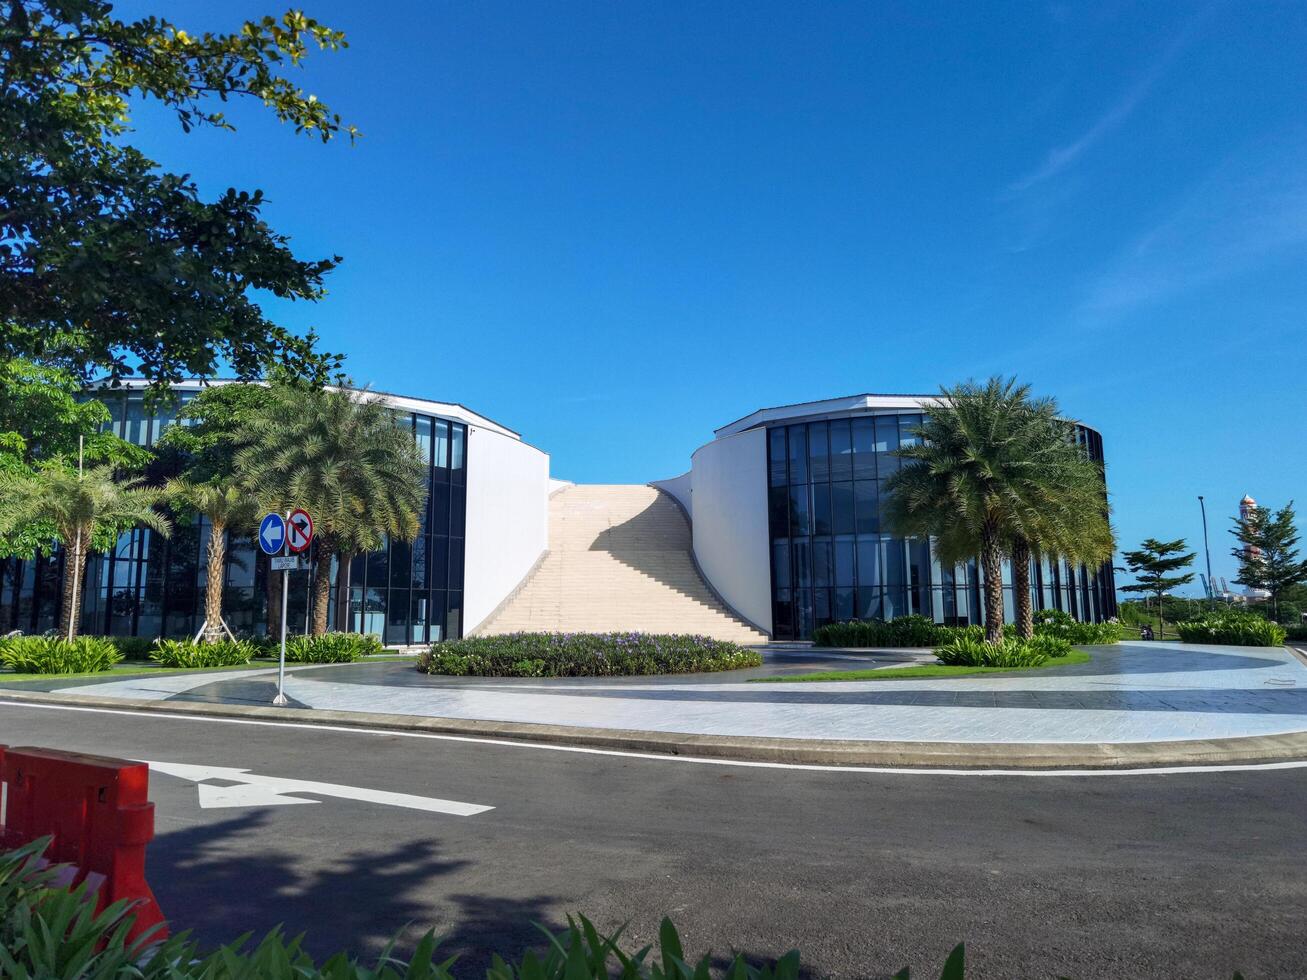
[981,521,1005,644]
[311,548,333,636]
[59,525,88,640]
[203,519,227,643]
[1012,538,1033,640]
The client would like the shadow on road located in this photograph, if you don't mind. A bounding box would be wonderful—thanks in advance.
[149,811,564,976]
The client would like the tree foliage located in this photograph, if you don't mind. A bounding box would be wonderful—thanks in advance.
[1230,501,1307,618]
[155,381,284,482]
[233,385,428,634]
[1,0,353,385]
[0,358,149,557]
[884,377,1113,643]
[1120,537,1196,633]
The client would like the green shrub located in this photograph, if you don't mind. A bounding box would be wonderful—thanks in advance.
[419,632,761,677]
[150,638,257,668]
[1024,633,1073,659]
[0,635,123,674]
[109,636,156,660]
[1284,624,1307,642]
[935,635,1052,668]
[1032,609,1120,644]
[813,615,943,648]
[1175,610,1287,647]
[284,631,383,663]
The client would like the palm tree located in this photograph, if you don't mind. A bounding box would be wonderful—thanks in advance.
[166,478,263,643]
[234,386,428,636]
[1002,412,1115,639]
[0,465,171,638]
[884,377,1110,644]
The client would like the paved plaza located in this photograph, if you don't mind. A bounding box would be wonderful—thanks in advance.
[17,641,1307,744]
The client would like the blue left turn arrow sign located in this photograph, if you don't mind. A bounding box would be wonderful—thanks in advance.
[258,513,286,556]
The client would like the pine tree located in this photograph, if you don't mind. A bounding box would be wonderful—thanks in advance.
[1231,502,1307,621]
[1120,538,1196,637]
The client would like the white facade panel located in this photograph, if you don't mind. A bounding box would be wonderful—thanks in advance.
[463,426,550,633]
[688,427,772,633]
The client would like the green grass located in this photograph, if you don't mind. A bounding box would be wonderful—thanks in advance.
[750,649,1093,682]
[0,650,418,684]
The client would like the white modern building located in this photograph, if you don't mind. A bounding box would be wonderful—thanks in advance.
[0,387,1115,643]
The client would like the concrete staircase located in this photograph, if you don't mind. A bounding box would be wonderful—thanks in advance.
[475,485,768,643]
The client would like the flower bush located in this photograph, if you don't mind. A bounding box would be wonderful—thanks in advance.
[1175,610,1287,647]
[418,632,762,677]
[150,638,257,668]
[1032,609,1121,644]
[285,631,383,663]
[0,635,122,674]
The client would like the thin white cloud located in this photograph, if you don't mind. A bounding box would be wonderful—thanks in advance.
[1083,134,1307,313]
[1009,12,1209,193]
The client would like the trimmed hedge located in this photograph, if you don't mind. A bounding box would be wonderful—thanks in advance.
[814,612,1115,649]
[1285,624,1307,642]
[285,631,383,663]
[419,632,762,677]
[150,638,257,668]
[1032,609,1120,644]
[108,636,157,660]
[1175,611,1287,647]
[935,634,1071,668]
[0,635,123,674]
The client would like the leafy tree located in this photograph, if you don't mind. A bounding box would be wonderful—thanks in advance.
[1120,538,1196,636]
[0,465,170,637]
[0,358,151,558]
[157,381,289,633]
[234,386,427,636]
[1230,501,1307,621]
[166,479,262,643]
[885,377,1112,643]
[1,1,353,386]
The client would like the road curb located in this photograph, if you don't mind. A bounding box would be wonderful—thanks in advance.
[4,687,1307,769]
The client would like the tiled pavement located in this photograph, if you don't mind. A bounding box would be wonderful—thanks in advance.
[14,642,1307,744]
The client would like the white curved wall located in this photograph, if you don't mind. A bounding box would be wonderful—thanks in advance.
[463,426,550,633]
[688,427,772,633]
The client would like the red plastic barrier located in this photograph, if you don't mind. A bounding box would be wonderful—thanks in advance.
[0,745,166,942]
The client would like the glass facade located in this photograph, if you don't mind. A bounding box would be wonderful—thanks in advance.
[766,412,1116,640]
[0,387,468,643]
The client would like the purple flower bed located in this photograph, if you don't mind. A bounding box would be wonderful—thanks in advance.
[417,632,762,677]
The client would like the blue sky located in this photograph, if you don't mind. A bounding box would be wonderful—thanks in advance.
[118,1,1306,595]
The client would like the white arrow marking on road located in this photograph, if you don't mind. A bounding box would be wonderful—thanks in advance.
[147,761,493,816]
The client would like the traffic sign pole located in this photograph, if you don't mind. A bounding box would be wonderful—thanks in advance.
[274,509,290,707]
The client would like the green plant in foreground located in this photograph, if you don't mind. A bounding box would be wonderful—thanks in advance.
[935,635,1056,668]
[150,639,257,669]
[0,635,123,674]
[285,631,383,663]
[1175,610,1287,647]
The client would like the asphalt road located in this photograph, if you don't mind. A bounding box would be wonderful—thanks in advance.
[1,701,1304,979]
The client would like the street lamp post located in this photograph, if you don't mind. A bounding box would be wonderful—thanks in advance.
[1198,495,1216,607]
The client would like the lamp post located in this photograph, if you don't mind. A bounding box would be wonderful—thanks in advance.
[1198,495,1216,607]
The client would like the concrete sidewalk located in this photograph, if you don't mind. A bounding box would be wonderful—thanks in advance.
[3,642,1306,768]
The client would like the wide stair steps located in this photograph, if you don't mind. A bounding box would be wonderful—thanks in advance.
[475,484,768,643]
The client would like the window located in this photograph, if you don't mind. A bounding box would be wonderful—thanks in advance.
[808,421,830,483]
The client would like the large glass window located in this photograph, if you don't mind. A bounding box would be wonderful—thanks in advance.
[765,412,1115,638]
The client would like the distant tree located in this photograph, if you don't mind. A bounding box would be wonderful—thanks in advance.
[1120,538,1196,636]
[0,359,151,558]
[166,479,262,643]
[1230,501,1307,621]
[234,387,427,636]
[0,466,170,637]
[1,1,353,386]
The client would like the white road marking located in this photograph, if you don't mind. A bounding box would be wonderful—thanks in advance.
[146,760,493,815]
[4,699,1307,778]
